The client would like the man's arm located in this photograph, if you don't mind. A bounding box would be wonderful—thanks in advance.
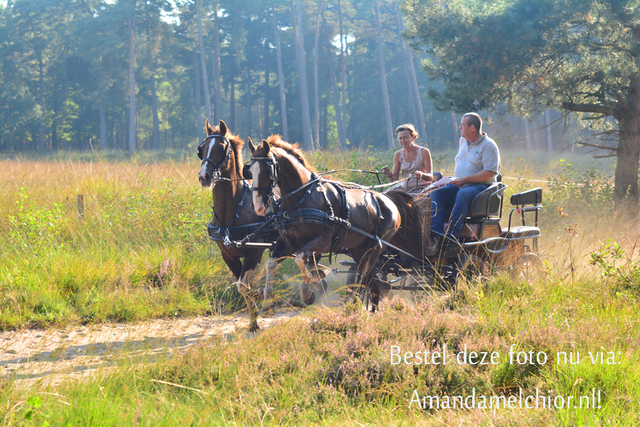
[451,169,496,187]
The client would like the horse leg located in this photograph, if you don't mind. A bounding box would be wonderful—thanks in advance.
[294,253,315,305]
[350,245,384,312]
[261,257,278,317]
[236,268,261,333]
[294,236,330,306]
[220,249,260,332]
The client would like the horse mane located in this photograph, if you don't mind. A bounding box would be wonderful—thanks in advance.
[211,124,245,176]
[265,135,316,172]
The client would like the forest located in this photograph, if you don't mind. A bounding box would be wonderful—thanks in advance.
[0,0,458,153]
[0,0,575,155]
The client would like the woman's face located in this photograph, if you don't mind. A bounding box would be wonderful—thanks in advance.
[397,130,415,149]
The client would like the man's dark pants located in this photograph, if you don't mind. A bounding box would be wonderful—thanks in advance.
[430,183,489,239]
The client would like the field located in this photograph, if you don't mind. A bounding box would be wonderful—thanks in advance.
[0,149,638,425]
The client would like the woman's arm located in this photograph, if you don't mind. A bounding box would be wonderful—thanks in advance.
[416,147,433,182]
[381,150,401,181]
[391,151,401,181]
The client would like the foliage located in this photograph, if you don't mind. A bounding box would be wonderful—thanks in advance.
[590,240,640,295]
[404,0,640,204]
[545,159,615,213]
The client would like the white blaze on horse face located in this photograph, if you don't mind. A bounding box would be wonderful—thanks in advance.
[250,162,266,216]
[198,141,216,184]
[198,162,210,182]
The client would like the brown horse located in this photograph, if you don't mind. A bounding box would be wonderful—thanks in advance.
[248,136,430,311]
[197,119,275,332]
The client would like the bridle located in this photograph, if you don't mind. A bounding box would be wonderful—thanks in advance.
[249,155,280,210]
[197,134,232,180]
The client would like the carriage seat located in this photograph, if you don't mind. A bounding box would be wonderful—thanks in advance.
[427,172,505,219]
[466,175,505,219]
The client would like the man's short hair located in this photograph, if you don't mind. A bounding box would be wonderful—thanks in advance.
[395,123,419,139]
[463,113,482,133]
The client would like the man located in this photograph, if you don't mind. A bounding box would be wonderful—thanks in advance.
[430,112,501,243]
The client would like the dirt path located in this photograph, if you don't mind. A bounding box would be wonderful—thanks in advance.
[0,310,300,388]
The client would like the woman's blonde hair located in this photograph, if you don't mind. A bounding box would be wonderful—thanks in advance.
[395,123,418,139]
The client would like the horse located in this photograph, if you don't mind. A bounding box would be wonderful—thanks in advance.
[197,119,276,332]
[248,136,432,311]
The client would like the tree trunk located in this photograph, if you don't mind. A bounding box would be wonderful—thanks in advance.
[614,76,640,208]
[400,36,420,128]
[544,109,553,153]
[376,3,394,150]
[395,4,427,143]
[150,67,160,150]
[268,14,289,141]
[100,106,107,150]
[230,76,236,130]
[196,0,211,122]
[293,0,313,150]
[263,60,270,137]
[324,13,344,148]
[451,111,459,141]
[245,79,252,136]
[193,52,204,142]
[338,0,348,144]
[128,13,136,153]
[213,2,222,123]
[38,55,44,152]
[312,2,323,148]
[523,118,532,151]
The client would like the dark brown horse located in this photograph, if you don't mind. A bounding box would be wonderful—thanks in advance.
[248,136,429,311]
[197,119,275,332]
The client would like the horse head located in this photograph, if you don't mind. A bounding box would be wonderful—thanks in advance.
[248,138,279,216]
[197,119,242,187]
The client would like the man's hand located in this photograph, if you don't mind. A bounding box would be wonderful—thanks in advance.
[432,176,456,188]
[453,170,497,187]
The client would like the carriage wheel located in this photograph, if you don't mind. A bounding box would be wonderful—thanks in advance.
[511,252,542,282]
[456,254,489,284]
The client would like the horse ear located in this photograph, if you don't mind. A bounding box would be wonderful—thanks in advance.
[205,119,214,135]
[248,137,257,155]
[219,120,228,136]
[261,139,270,155]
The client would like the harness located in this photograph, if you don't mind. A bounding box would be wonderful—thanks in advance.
[249,155,281,213]
[200,135,278,250]
[197,134,232,180]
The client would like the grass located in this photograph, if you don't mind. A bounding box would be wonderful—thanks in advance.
[0,148,638,425]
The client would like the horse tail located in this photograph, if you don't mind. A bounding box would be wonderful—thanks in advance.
[385,190,435,259]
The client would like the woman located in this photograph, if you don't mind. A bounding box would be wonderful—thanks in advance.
[381,124,433,193]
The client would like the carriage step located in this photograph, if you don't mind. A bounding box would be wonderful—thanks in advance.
[339,260,357,267]
[503,226,541,239]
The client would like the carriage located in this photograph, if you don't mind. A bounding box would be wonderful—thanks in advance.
[339,173,543,301]
[198,121,543,329]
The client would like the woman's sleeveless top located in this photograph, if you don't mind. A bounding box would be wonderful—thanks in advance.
[400,146,429,193]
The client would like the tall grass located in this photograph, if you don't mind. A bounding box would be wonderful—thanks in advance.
[1,149,638,425]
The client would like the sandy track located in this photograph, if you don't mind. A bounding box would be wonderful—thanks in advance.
[0,310,300,388]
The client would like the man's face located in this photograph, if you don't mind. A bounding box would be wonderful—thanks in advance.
[459,117,474,141]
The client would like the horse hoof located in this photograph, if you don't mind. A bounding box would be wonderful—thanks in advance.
[318,279,328,295]
[248,322,260,334]
[303,292,316,306]
[261,300,276,318]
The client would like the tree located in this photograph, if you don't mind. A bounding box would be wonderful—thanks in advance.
[375,2,393,150]
[195,0,211,123]
[292,0,313,150]
[405,0,640,207]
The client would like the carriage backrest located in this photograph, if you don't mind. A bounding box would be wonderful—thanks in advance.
[510,188,542,206]
[466,181,506,219]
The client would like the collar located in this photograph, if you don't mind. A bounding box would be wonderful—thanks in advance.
[465,133,486,146]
